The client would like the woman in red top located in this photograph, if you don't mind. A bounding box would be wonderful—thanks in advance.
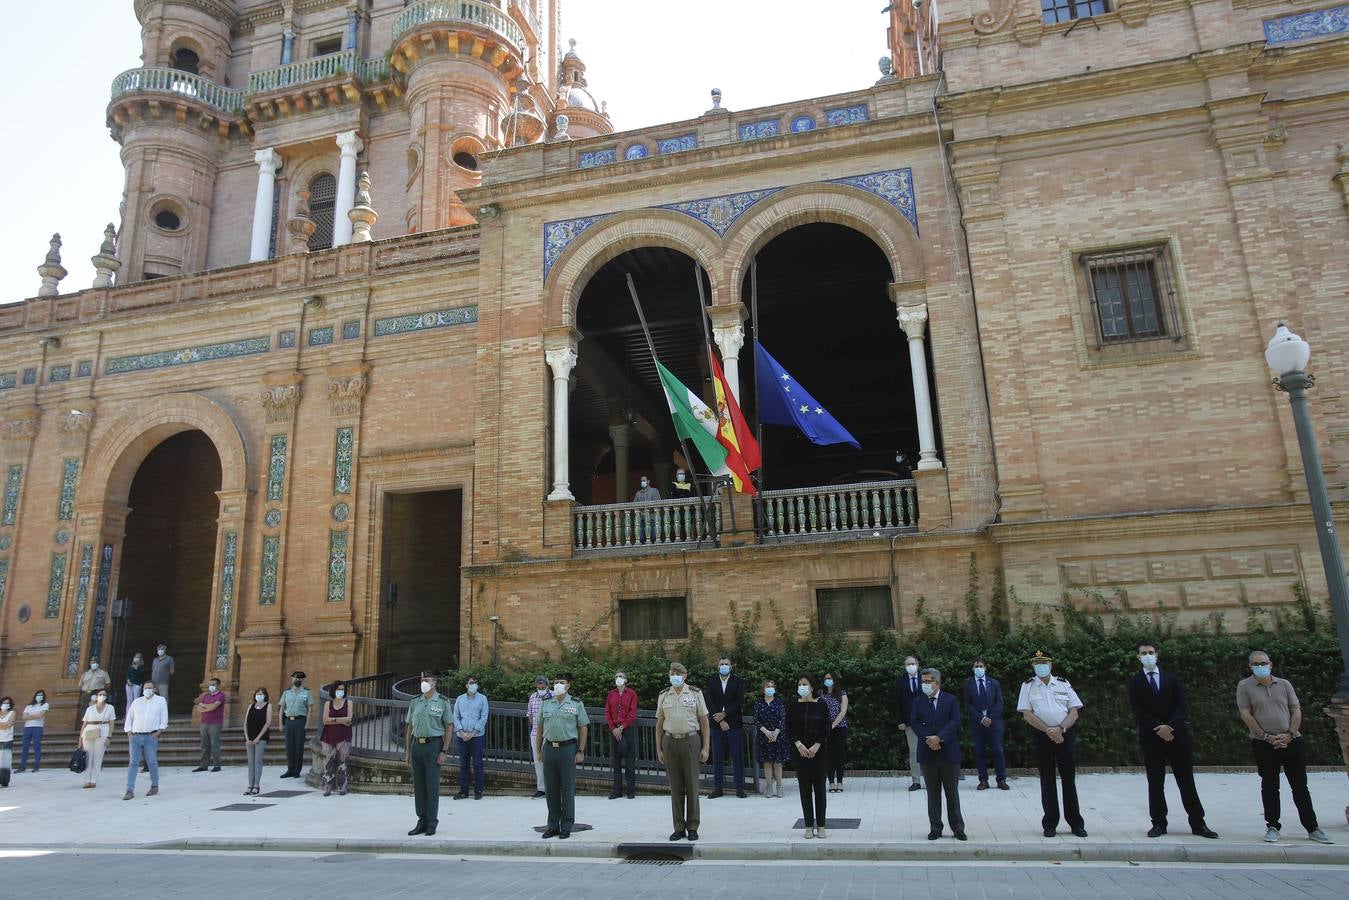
[321,681,354,797]
[605,671,639,799]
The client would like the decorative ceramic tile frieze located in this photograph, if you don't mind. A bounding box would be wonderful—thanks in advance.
[373,305,478,336]
[327,529,348,602]
[87,543,113,663]
[543,214,612,280]
[624,144,650,160]
[331,501,350,522]
[830,168,918,233]
[213,531,237,669]
[0,535,10,550]
[105,336,270,375]
[259,534,280,605]
[661,188,785,236]
[0,372,15,390]
[44,551,67,618]
[278,330,296,349]
[77,360,92,377]
[22,368,36,385]
[578,148,617,168]
[0,558,7,613]
[824,104,870,127]
[657,134,698,155]
[333,427,354,494]
[49,365,71,383]
[64,544,94,675]
[1264,5,1348,43]
[790,115,817,133]
[55,528,71,546]
[264,508,282,528]
[57,458,78,521]
[342,320,361,340]
[308,326,334,346]
[267,434,287,502]
[3,464,20,526]
[738,119,780,141]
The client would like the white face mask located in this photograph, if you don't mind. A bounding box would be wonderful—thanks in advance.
[1034,664,1052,678]
[669,675,684,688]
[973,667,985,679]
[420,680,434,694]
[1139,654,1158,669]
[640,480,649,488]
[143,687,155,698]
[95,695,106,704]
[765,687,776,697]
[209,685,220,693]
[467,683,478,694]
[35,694,44,703]
[905,664,918,676]
[537,686,549,696]
[922,682,935,696]
[255,694,265,703]
[1,703,10,711]
[553,683,567,697]
[90,663,98,670]
[797,685,810,698]
[157,649,165,656]
[615,677,626,687]
[335,690,345,699]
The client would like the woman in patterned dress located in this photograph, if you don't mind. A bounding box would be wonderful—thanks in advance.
[820,671,850,792]
[754,680,787,798]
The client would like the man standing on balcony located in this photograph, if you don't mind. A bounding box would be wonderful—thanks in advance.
[672,469,692,496]
[633,475,661,543]
[657,662,710,841]
[705,656,746,798]
[606,670,638,799]
[452,675,488,800]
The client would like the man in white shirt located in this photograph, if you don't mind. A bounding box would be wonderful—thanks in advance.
[123,682,169,800]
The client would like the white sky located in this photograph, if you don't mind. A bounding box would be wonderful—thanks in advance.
[0,1,888,303]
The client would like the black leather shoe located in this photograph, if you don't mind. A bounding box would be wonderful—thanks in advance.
[192,766,208,772]
[668,830,686,841]
[1193,827,1219,839]
[532,790,545,798]
[736,789,747,798]
[608,791,622,799]
[707,790,724,799]
[976,782,989,791]
[626,792,636,799]
[1042,828,1056,837]
[997,782,1010,791]
[559,830,570,839]
[686,830,699,841]
[1071,827,1089,838]
[211,767,221,772]
[408,823,427,836]
[908,783,922,792]
[927,831,941,840]
[425,825,437,836]
[955,832,968,841]
[542,828,560,839]
[1147,826,1166,838]
[452,792,468,800]
[474,794,482,800]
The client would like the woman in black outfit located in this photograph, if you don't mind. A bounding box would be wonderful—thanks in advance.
[786,674,831,839]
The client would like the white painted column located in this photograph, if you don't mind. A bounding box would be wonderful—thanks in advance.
[249,148,282,262]
[897,304,943,471]
[545,346,578,501]
[609,424,632,502]
[332,131,364,247]
[712,322,746,401]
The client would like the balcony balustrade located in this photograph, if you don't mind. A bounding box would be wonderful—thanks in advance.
[757,479,919,541]
[247,49,358,94]
[110,67,243,114]
[573,496,721,552]
[392,0,526,52]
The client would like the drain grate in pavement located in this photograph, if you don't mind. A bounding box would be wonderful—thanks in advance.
[622,857,684,865]
[617,843,692,864]
[213,803,276,812]
[259,790,311,798]
[532,823,594,833]
[792,818,861,829]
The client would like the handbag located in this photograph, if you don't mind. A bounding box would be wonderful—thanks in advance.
[69,747,88,774]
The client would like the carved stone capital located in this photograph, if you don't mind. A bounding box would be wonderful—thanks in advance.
[897,304,929,340]
[59,408,95,449]
[326,363,369,418]
[260,384,302,424]
[712,322,745,359]
[545,346,578,381]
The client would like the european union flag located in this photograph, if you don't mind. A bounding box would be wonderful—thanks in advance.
[754,343,860,448]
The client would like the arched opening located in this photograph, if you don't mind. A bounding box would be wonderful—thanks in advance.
[738,222,933,488]
[112,431,222,715]
[569,246,714,504]
[170,47,200,75]
[307,173,337,251]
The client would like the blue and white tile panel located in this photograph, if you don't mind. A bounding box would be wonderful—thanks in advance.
[1264,5,1349,43]
[105,337,270,375]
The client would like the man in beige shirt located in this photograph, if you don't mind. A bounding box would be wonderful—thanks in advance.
[1236,650,1331,845]
[655,662,710,842]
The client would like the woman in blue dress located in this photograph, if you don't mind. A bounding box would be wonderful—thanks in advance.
[754,680,787,797]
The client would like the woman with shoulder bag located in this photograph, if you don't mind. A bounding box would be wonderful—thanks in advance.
[0,696,15,787]
[80,691,116,788]
[244,687,271,796]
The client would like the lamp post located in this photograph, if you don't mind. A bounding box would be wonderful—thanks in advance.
[1265,323,1349,818]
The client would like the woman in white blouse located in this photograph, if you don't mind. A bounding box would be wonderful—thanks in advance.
[19,689,49,772]
[79,691,116,789]
[0,696,14,787]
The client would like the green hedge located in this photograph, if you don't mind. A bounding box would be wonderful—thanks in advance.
[443,567,1345,770]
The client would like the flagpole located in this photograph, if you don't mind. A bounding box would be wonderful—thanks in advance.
[626,272,711,548]
[694,263,737,537]
[750,258,765,493]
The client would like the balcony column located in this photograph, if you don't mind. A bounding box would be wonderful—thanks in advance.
[249,148,282,263]
[896,303,942,471]
[609,424,633,502]
[545,343,578,502]
[332,131,363,246]
[346,9,359,50]
[708,303,749,401]
[281,27,294,65]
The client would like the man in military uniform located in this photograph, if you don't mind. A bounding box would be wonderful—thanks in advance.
[404,671,454,836]
[655,662,710,841]
[535,672,589,839]
[1016,650,1088,838]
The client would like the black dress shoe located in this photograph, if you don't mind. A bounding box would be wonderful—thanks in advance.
[542,828,560,839]
[1147,826,1167,838]
[532,790,545,798]
[1043,828,1056,837]
[955,832,968,841]
[474,794,482,800]
[736,789,747,799]
[997,782,1010,791]
[908,783,922,792]
[686,829,699,841]
[668,830,686,841]
[559,830,570,839]
[211,767,221,773]
[1071,827,1089,838]
[425,825,437,836]
[707,789,724,799]
[192,766,208,772]
[976,782,989,791]
[408,823,427,836]
[927,831,941,840]
[452,792,468,800]
[608,791,622,799]
[626,792,636,799]
[1193,827,1219,839]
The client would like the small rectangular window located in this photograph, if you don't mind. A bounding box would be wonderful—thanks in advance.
[313,37,342,57]
[816,585,894,633]
[1041,0,1109,25]
[1082,245,1178,346]
[619,596,688,641]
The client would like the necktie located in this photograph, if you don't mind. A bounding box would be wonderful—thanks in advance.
[911,676,917,694]
[1149,672,1159,693]
[978,679,987,708]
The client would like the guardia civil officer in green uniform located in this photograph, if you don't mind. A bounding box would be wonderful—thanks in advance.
[534,672,589,839]
[404,671,454,836]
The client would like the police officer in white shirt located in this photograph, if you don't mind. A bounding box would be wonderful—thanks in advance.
[1016,650,1087,838]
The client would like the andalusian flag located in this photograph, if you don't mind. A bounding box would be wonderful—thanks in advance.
[655,360,737,487]
[709,350,760,494]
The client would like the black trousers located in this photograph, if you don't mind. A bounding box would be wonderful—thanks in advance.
[1250,737,1319,832]
[793,753,828,827]
[827,728,848,784]
[921,758,965,834]
[611,729,636,794]
[284,716,306,775]
[1032,729,1083,831]
[1140,730,1206,830]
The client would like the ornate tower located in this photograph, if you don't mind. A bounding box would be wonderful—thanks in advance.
[553,40,612,140]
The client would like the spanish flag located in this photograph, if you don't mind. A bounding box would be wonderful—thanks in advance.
[709,349,761,495]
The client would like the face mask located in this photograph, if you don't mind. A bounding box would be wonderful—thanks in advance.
[1252,664,1271,679]
[669,675,684,687]
[615,677,626,687]
[765,687,776,697]
[1139,654,1157,669]
[467,683,478,694]
[95,695,106,704]
[676,472,686,481]
[143,687,155,698]
[537,687,549,696]
[35,694,44,702]
[922,682,935,696]
[90,663,98,670]
[553,683,567,697]
[640,480,649,488]
[1033,664,1051,678]
[905,664,918,675]
[797,685,810,698]
[719,665,731,676]
[420,680,433,694]
[823,679,834,689]
[255,694,265,703]
[157,649,165,656]
[973,667,985,679]
[335,690,345,699]
[1,703,9,711]
[293,679,302,687]
[209,685,219,693]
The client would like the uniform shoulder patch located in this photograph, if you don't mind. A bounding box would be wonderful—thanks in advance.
[1024,677,1035,684]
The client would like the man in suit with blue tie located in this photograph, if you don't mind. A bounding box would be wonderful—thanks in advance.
[1126,642,1218,839]
[963,657,1009,791]
[893,655,924,792]
[910,668,966,840]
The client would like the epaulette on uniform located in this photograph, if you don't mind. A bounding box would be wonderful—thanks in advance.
[1024,677,1035,684]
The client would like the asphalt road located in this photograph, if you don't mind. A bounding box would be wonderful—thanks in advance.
[2,849,1347,899]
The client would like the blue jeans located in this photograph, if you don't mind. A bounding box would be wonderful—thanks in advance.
[712,726,744,791]
[20,727,42,769]
[458,734,484,796]
[126,733,159,792]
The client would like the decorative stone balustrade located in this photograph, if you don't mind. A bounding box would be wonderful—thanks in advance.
[573,497,721,552]
[248,50,358,94]
[110,67,244,114]
[392,0,526,52]
[756,480,918,540]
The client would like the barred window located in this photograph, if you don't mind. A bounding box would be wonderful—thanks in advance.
[1082,246,1179,346]
[619,596,688,641]
[1042,0,1109,24]
[816,585,894,633]
[308,173,337,252]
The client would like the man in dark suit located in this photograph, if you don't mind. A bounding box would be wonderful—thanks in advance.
[910,667,966,840]
[1126,642,1218,839]
[962,657,1008,790]
[893,654,923,791]
[704,655,746,798]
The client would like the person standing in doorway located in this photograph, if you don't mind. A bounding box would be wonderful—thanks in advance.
[193,678,226,773]
[705,656,746,798]
[79,689,116,789]
[404,671,453,836]
[606,670,638,800]
[77,661,110,726]
[243,687,271,796]
[0,697,14,787]
[452,675,488,800]
[123,681,168,800]
[125,652,147,715]
[278,671,312,779]
[656,662,710,841]
[911,668,966,841]
[536,672,589,839]
[1016,650,1087,838]
[894,655,924,792]
[527,675,548,798]
[820,672,849,793]
[787,674,831,839]
[963,658,1008,791]
[18,689,49,773]
[754,680,787,799]
[151,644,174,708]
[320,681,353,797]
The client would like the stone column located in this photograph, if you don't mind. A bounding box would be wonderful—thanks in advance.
[346,9,359,50]
[333,132,363,246]
[249,148,282,262]
[897,304,942,471]
[545,345,578,501]
[281,27,294,65]
[708,304,749,401]
[610,424,632,503]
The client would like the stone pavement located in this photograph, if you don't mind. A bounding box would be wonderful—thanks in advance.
[0,766,1346,864]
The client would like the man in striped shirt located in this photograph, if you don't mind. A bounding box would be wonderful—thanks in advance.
[527,675,549,798]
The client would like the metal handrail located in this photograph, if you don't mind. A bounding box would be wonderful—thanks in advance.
[392,0,526,51]
[109,67,244,114]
